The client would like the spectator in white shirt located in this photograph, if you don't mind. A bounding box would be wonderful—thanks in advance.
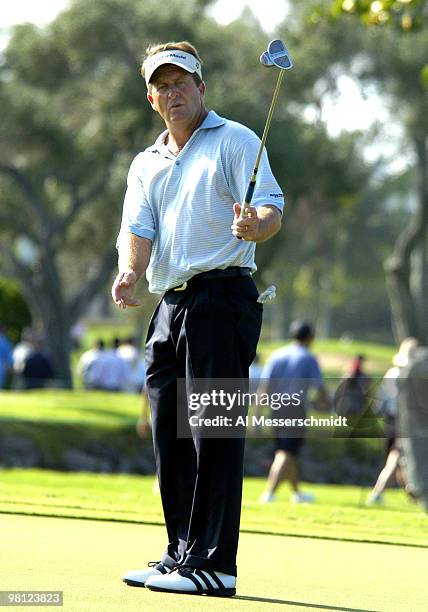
[77,339,105,389]
[86,339,129,391]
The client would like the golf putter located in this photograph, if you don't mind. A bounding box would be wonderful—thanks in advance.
[239,40,293,229]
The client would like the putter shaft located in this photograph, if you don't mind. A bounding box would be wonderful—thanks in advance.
[240,69,285,218]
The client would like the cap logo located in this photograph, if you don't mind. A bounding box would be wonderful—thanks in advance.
[144,50,202,86]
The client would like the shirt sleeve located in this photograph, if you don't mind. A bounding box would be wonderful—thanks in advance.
[308,357,323,389]
[227,136,285,214]
[261,353,284,379]
[116,154,156,249]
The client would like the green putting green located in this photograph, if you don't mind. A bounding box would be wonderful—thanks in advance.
[0,514,426,612]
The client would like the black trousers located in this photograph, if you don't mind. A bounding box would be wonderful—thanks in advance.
[145,274,263,576]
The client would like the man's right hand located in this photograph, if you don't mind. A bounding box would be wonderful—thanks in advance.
[112,270,142,309]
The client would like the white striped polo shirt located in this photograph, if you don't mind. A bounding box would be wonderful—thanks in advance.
[117,110,285,293]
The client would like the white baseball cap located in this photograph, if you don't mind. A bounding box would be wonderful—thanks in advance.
[143,50,202,86]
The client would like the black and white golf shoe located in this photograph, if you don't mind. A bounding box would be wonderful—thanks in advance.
[145,565,236,597]
[122,561,171,587]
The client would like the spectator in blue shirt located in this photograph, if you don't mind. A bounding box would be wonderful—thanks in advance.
[258,321,330,504]
[0,325,13,389]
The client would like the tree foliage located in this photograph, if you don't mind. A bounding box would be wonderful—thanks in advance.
[0,277,32,344]
[330,0,427,31]
[0,0,217,385]
[1,0,417,383]
[323,0,428,342]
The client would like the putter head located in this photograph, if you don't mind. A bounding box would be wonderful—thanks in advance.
[260,51,274,67]
[266,39,293,70]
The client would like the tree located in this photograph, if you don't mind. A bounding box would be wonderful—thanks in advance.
[253,6,383,339]
[325,1,428,342]
[1,0,403,384]
[0,0,217,386]
[367,29,428,343]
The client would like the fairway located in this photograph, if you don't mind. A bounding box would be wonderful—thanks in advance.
[0,514,426,612]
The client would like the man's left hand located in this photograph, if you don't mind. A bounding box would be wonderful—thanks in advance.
[136,418,151,439]
[231,203,260,241]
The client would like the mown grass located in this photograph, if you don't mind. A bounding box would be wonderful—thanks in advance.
[0,390,140,425]
[0,384,391,492]
[0,389,387,467]
[0,470,426,547]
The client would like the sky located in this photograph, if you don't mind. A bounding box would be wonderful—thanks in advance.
[0,0,287,29]
[0,0,406,170]
[1,0,70,27]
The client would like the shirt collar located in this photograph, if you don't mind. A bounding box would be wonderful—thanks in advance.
[199,110,226,129]
[150,110,226,152]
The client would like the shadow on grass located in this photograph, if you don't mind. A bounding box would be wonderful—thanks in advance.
[235,595,379,611]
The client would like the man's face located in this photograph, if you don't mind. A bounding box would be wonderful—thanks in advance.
[147,64,205,126]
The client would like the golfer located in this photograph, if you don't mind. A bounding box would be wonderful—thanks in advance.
[112,40,284,597]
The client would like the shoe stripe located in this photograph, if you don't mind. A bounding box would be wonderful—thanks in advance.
[158,565,167,574]
[194,570,214,590]
[180,571,204,593]
[204,569,225,590]
[199,570,217,589]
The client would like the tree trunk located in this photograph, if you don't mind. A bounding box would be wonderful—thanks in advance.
[316,270,334,339]
[17,263,73,388]
[7,244,117,389]
[384,258,421,341]
[410,236,427,326]
[44,302,73,388]
[384,135,428,344]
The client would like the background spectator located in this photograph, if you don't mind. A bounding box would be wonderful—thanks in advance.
[22,337,55,389]
[116,337,145,393]
[77,339,105,389]
[334,354,371,419]
[396,340,428,512]
[12,327,34,382]
[117,337,139,363]
[258,321,330,504]
[86,339,129,391]
[0,325,13,389]
[366,340,418,505]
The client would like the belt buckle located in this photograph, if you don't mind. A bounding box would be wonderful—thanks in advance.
[173,281,187,292]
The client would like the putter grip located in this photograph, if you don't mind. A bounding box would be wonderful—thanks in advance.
[237,179,257,240]
[244,180,256,206]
